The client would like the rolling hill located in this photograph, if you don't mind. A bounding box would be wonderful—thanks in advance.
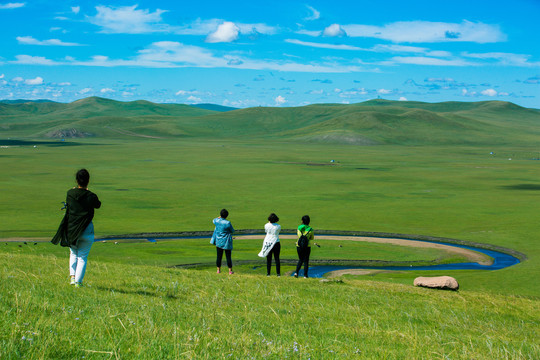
[0,97,539,145]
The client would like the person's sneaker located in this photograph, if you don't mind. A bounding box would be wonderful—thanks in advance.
[304,276,308,279]
[74,282,83,288]
[294,273,298,278]
[217,269,221,274]
[277,274,281,277]
[229,271,234,275]
[70,277,75,285]
[266,274,270,277]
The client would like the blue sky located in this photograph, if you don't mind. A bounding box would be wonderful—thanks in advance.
[1,0,539,108]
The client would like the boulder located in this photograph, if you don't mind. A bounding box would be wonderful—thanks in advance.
[414,276,459,291]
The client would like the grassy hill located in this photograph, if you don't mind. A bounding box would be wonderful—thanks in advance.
[1,97,539,145]
[1,251,538,359]
[191,103,238,112]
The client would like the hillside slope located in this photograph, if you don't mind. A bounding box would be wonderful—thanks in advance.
[0,97,538,145]
[1,251,538,359]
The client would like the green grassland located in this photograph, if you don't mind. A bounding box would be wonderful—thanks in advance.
[1,98,539,357]
[1,138,539,295]
[1,251,538,359]
[0,237,470,270]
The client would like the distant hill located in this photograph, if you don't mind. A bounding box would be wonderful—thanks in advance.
[0,99,58,104]
[1,97,539,145]
[191,103,237,112]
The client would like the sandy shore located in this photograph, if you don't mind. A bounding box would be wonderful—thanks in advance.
[234,234,493,266]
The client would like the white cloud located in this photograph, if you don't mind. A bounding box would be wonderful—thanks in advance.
[25,76,44,85]
[13,55,58,65]
[285,39,363,51]
[49,27,67,33]
[176,90,202,96]
[0,3,25,10]
[236,22,277,36]
[462,52,540,67]
[304,5,320,21]
[427,50,453,57]
[58,82,71,86]
[481,89,497,96]
[378,88,392,94]
[79,88,93,94]
[71,6,80,14]
[88,8,277,38]
[388,56,471,66]
[338,88,369,98]
[137,41,225,67]
[11,41,369,73]
[373,44,452,57]
[171,18,277,36]
[323,24,346,37]
[338,20,506,43]
[275,95,287,106]
[17,36,83,46]
[287,40,456,60]
[399,97,408,101]
[100,88,115,94]
[187,95,202,103]
[296,29,321,37]
[374,44,427,53]
[206,21,239,43]
[89,5,169,34]
[173,18,223,35]
[12,76,24,82]
[0,74,4,79]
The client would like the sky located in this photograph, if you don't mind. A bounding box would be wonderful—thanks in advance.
[0,0,539,108]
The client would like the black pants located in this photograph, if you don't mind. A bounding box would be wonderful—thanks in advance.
[295,247,311,277]
[216,247,232,268]
[266,242,281,275]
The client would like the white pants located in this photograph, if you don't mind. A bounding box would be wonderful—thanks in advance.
[69,222,94,284]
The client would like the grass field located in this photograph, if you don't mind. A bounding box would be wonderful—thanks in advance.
[0,236,470,270]
[1,251,538,359]
[0,138,538,296]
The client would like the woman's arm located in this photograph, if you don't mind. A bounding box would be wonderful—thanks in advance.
[92,193,102,209]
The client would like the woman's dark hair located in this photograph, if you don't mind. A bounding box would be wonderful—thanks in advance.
[301,215,310,225]
[268,213,279,223]
[220,209,229,219]
[76,169,90,188]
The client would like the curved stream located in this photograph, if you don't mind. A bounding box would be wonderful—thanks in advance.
[296,239,521,278]
[98,234,520,278]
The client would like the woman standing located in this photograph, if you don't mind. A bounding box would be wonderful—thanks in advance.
[52,169,101,287]
[259,213,281,276]
[211,209,235,274]
[294,215,314,278]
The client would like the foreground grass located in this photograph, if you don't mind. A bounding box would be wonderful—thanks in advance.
[1,252,538,359]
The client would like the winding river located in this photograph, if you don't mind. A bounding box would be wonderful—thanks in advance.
[295,239,521,278]
[99,233,521,278]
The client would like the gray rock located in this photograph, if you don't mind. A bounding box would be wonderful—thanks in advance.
[414,276,459,291]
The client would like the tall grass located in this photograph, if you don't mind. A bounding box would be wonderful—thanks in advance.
[1,252,539,359]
